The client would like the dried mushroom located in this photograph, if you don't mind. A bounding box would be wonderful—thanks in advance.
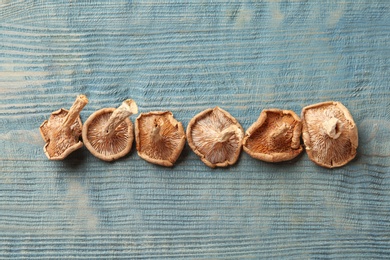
[186,107,244,168]
[301,101,358,168]
[82,99,138,161]
[243,109,303,162]
[135,111,185,167]
[39,94,88,160]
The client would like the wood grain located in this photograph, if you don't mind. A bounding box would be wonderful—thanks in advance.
[1,0,389,258]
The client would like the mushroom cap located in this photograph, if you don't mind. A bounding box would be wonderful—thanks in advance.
[39,108,83,160]
[301,101,358,168]
[82,108,134,161]
[243,109,303,162]
[186,107,244,168]
[135,111,186,167]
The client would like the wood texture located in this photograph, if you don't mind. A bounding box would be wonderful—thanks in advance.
[1,1,389,258]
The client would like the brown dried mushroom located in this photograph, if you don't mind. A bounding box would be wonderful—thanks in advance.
[243,109,303,162]
[39,94,88,160]
[135,111,186,167]
[186,107,244,168]
[301,101,358,168]
[82,99,138,161]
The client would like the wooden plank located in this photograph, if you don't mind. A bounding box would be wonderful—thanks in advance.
[0,0,389,258]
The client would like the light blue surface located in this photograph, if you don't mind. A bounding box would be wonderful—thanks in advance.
[0,1,389,258]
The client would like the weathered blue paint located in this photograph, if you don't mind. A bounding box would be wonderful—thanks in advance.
[0,1,389,258]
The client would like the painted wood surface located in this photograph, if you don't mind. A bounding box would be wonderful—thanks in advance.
[1,1,389,258]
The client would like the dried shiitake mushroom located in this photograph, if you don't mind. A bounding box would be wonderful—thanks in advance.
[135,111,185,167]
[186,107,244,168]
[301,101,358,168]
[243,109,303,162]
[82,99,138,161]
[39,94,88,160]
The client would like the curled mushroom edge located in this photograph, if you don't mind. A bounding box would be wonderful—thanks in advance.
[243,108,303,163]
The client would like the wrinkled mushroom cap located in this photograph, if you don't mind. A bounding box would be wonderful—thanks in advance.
[243,109,303,162]
[186,107,244,168]
[82,108,134,161]
[39,108,83,160]
[135,111,186,167]
[301,101,358,168]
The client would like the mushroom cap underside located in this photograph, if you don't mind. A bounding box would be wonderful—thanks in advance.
[39,108,83,160]
[135,111,186,167]
[82,108,134,161]
[243,109,303,162]
[301,101,358,168]
[186,107,244,168]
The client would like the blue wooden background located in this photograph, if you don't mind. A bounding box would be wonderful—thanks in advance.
[1,1,389,258]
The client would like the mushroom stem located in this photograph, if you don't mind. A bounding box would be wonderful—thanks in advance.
[271,123,289,139]
[151,124,163,143]
[62,95,89,128]
[103,99,138,137]
[323,117,342,139]
[217,125,238,143]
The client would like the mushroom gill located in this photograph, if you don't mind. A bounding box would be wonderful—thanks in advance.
[135,111,185,166]
[39,94,88,160]
[85,110,132,157]
[243,109,303,162]
[301,101,358,168]
[187,107,244,168]
[82,99,138,161]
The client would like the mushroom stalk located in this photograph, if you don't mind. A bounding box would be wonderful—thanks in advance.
[151,124,163,143]
[323,117,342,139]
[271,123,289,139]
[62,95,89,128]
[103,99,138,137]
[217,125,238,143]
